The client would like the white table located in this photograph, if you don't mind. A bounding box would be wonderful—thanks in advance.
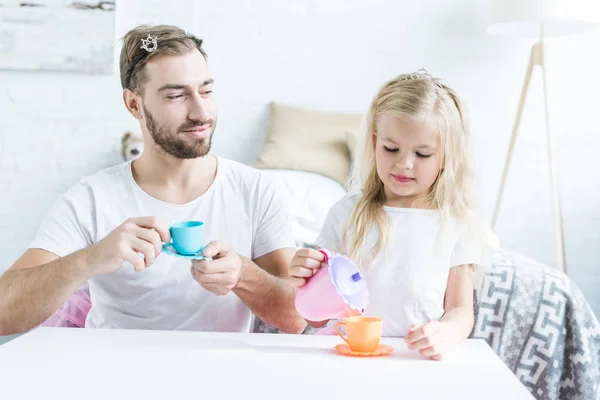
[0,327,534,399]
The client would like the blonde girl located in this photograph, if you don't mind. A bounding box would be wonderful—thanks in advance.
[289,70,490,360]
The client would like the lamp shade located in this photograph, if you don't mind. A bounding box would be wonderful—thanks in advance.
[487,0,600,37]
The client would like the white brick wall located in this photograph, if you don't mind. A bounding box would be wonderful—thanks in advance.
[0,0,599,317]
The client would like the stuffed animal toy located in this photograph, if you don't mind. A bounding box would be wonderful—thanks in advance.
[121,131,144,161]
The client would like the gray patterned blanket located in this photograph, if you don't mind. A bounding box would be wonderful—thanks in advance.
[471,249,600,400]
[254,248,600,400]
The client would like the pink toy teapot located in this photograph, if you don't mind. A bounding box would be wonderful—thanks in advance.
[294,249,369,322]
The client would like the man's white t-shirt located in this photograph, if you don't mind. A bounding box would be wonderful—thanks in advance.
[315,194,482,337]
[29,155,295,332]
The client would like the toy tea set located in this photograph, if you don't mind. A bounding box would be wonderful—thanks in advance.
[295,249,394,357]
[162,221,393,357]
[161,221,208,260]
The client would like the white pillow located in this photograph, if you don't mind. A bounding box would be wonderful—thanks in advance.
[260,169,346,247]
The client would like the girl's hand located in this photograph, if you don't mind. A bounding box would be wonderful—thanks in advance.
[287,248,328,287]
[404,320,462,361]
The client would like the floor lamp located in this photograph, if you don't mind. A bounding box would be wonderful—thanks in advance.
[487,0,600,274]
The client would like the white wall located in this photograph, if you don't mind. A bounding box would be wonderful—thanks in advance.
[1,0,599,317]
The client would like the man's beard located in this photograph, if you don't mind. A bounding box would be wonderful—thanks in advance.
[144,106,215,159]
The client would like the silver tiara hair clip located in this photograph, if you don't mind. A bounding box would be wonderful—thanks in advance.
[141,34,158,52]
[402,68,433,81]
[401,68,446,89]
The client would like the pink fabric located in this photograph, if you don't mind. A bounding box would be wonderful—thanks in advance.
[42,284,91,328]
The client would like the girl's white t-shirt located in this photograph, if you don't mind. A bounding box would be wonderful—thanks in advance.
[315,195,481,337]
[29,156,295,332]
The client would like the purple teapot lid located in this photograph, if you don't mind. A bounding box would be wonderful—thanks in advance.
[320,250,369,313]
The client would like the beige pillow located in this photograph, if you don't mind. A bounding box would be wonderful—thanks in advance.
[255,102,363,186]
[345,130,359,160]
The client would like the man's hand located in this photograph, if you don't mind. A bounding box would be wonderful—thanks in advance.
[191,240,243,296]
[404,320,462,361]
[86,216,171,275]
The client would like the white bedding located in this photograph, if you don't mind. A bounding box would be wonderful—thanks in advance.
[259,169,346,247]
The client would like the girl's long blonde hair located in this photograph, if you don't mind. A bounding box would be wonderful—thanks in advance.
[343,71,490,289]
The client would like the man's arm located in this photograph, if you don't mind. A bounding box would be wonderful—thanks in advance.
[0,248,92,335]
[0,216,171,335]
[193,243,307,334]
[233,248,307,334]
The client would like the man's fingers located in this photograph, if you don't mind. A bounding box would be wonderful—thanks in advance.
[200,283,229,296]
[131,238,157,267]
[128,216,171,243]
[201,240,229,258]
[191,259,210,273]
[192,270,229,285]
[190,269,230,295]
[133,226,162,254]
[192,258,229,274]
[198,273,227,285]
[122,247,146,272]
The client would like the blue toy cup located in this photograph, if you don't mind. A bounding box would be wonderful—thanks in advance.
[169,221,205,255]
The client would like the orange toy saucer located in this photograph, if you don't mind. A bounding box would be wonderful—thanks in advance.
[334,343,394,357]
